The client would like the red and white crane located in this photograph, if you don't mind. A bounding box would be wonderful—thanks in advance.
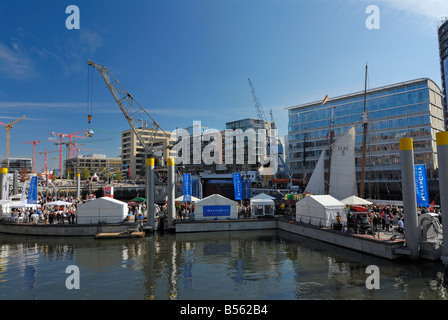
[20,140,41,173]
[64,130,87,158]
[38,148,58,180]
[50,130,87,177]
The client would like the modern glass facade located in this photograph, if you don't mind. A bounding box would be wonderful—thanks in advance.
[439,18,448,128]
[287,78,444,198]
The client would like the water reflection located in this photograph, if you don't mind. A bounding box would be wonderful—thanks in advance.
[0,230,447,300]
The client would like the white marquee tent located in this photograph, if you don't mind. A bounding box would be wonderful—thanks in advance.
[77,197,128,224]
[296,195,346,227]
[250,193,276,200]
[250,198,275,217]
[194,194,238,220]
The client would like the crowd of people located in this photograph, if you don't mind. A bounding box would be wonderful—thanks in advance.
[8,195,81,224]
[343,204,442,236]
[175,202,195,220]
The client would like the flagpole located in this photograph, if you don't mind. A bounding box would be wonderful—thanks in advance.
[326,106,334,195]
[360,63,368,198]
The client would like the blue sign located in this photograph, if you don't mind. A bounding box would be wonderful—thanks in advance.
[183,173,191,202]
[415,164,429,207]
[192,179,200,198]
[242,179,252,199]
[203,205,231,216]
[27,176,37,205]
[233,173,242,201]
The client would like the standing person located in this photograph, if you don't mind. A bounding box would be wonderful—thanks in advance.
[372,213,379,232]
[385,215,391,231]
[397,216,404,233]
[381,211,386,230]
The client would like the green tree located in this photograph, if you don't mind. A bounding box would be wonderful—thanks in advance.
[81,167,91,180]
[114,169,122,181]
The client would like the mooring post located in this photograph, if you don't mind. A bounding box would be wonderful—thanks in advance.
[436,132,448,265]
[146,157,155,231]
[0,168,7,200]
[399,138,419,259]
[167,156,176,230]
[76,173,80,200]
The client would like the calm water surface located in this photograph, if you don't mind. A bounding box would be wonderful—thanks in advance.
[0,229,447,300]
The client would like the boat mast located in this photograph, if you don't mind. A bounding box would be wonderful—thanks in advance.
[360,63,368,198]
[326,106,334,194]
[302,133,307,183]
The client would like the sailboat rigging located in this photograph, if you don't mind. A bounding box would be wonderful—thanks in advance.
[360,63,368,198]
[305,124,357,200]
[305,64,368,200]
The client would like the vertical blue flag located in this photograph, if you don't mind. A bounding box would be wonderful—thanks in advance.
[27,176,37,205]
[242,179,252,199]
[233,173,242,201]
[414,164,429,207]
[183,173,191,202]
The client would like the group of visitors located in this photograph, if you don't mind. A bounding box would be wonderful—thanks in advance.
[9,195,79,225]
[176,202,195,220]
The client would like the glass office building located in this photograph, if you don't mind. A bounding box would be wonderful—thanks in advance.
[439,18,448,128]
[287,78,444,199]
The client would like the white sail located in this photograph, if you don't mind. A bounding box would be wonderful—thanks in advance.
[304,149,325,195]
[329,125,357,200]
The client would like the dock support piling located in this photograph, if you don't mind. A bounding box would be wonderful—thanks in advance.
[76,173,80,200]
[0,168,7,200]
[146,157,155,232]
[167,156,175,230]
[399,138,420,259]
[436,132,448,265]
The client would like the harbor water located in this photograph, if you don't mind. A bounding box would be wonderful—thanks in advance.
[1,229,447,300]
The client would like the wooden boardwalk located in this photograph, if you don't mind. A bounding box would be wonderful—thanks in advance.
[95,231,145,239]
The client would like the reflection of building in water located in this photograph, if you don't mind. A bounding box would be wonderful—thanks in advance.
[0,243,40,291]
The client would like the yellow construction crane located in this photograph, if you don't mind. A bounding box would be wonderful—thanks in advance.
[0,115,25,161]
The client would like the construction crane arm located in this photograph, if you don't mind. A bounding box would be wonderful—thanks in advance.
[87,60,169,156]
[248,79,267,122]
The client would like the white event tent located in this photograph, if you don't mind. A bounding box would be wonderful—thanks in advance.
[296,195,346,227]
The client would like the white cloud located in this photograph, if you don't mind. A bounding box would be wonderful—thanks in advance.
[0,43,34,79]
[373,0,448,20]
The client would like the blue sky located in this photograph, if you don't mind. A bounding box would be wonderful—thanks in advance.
[0,0,447,173]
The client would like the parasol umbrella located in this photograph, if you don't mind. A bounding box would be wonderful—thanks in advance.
[340,195,373,206]
[44,201,73,206]
[129,197,146,202]
[175,195,200,202]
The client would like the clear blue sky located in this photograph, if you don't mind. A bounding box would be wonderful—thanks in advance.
[0,0,447,173]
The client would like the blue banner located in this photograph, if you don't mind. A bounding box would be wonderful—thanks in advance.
[415,164,429,207]
[183,173,191,202]
[192,179,200,199]
[233,173,242,201]
[242,179,252,199]
[203,205,231,216]
[27,176,37,205]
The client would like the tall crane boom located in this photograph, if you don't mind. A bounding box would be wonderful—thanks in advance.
[87,60,169,156]
[0,115,25,161]
[248,78,267,122]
